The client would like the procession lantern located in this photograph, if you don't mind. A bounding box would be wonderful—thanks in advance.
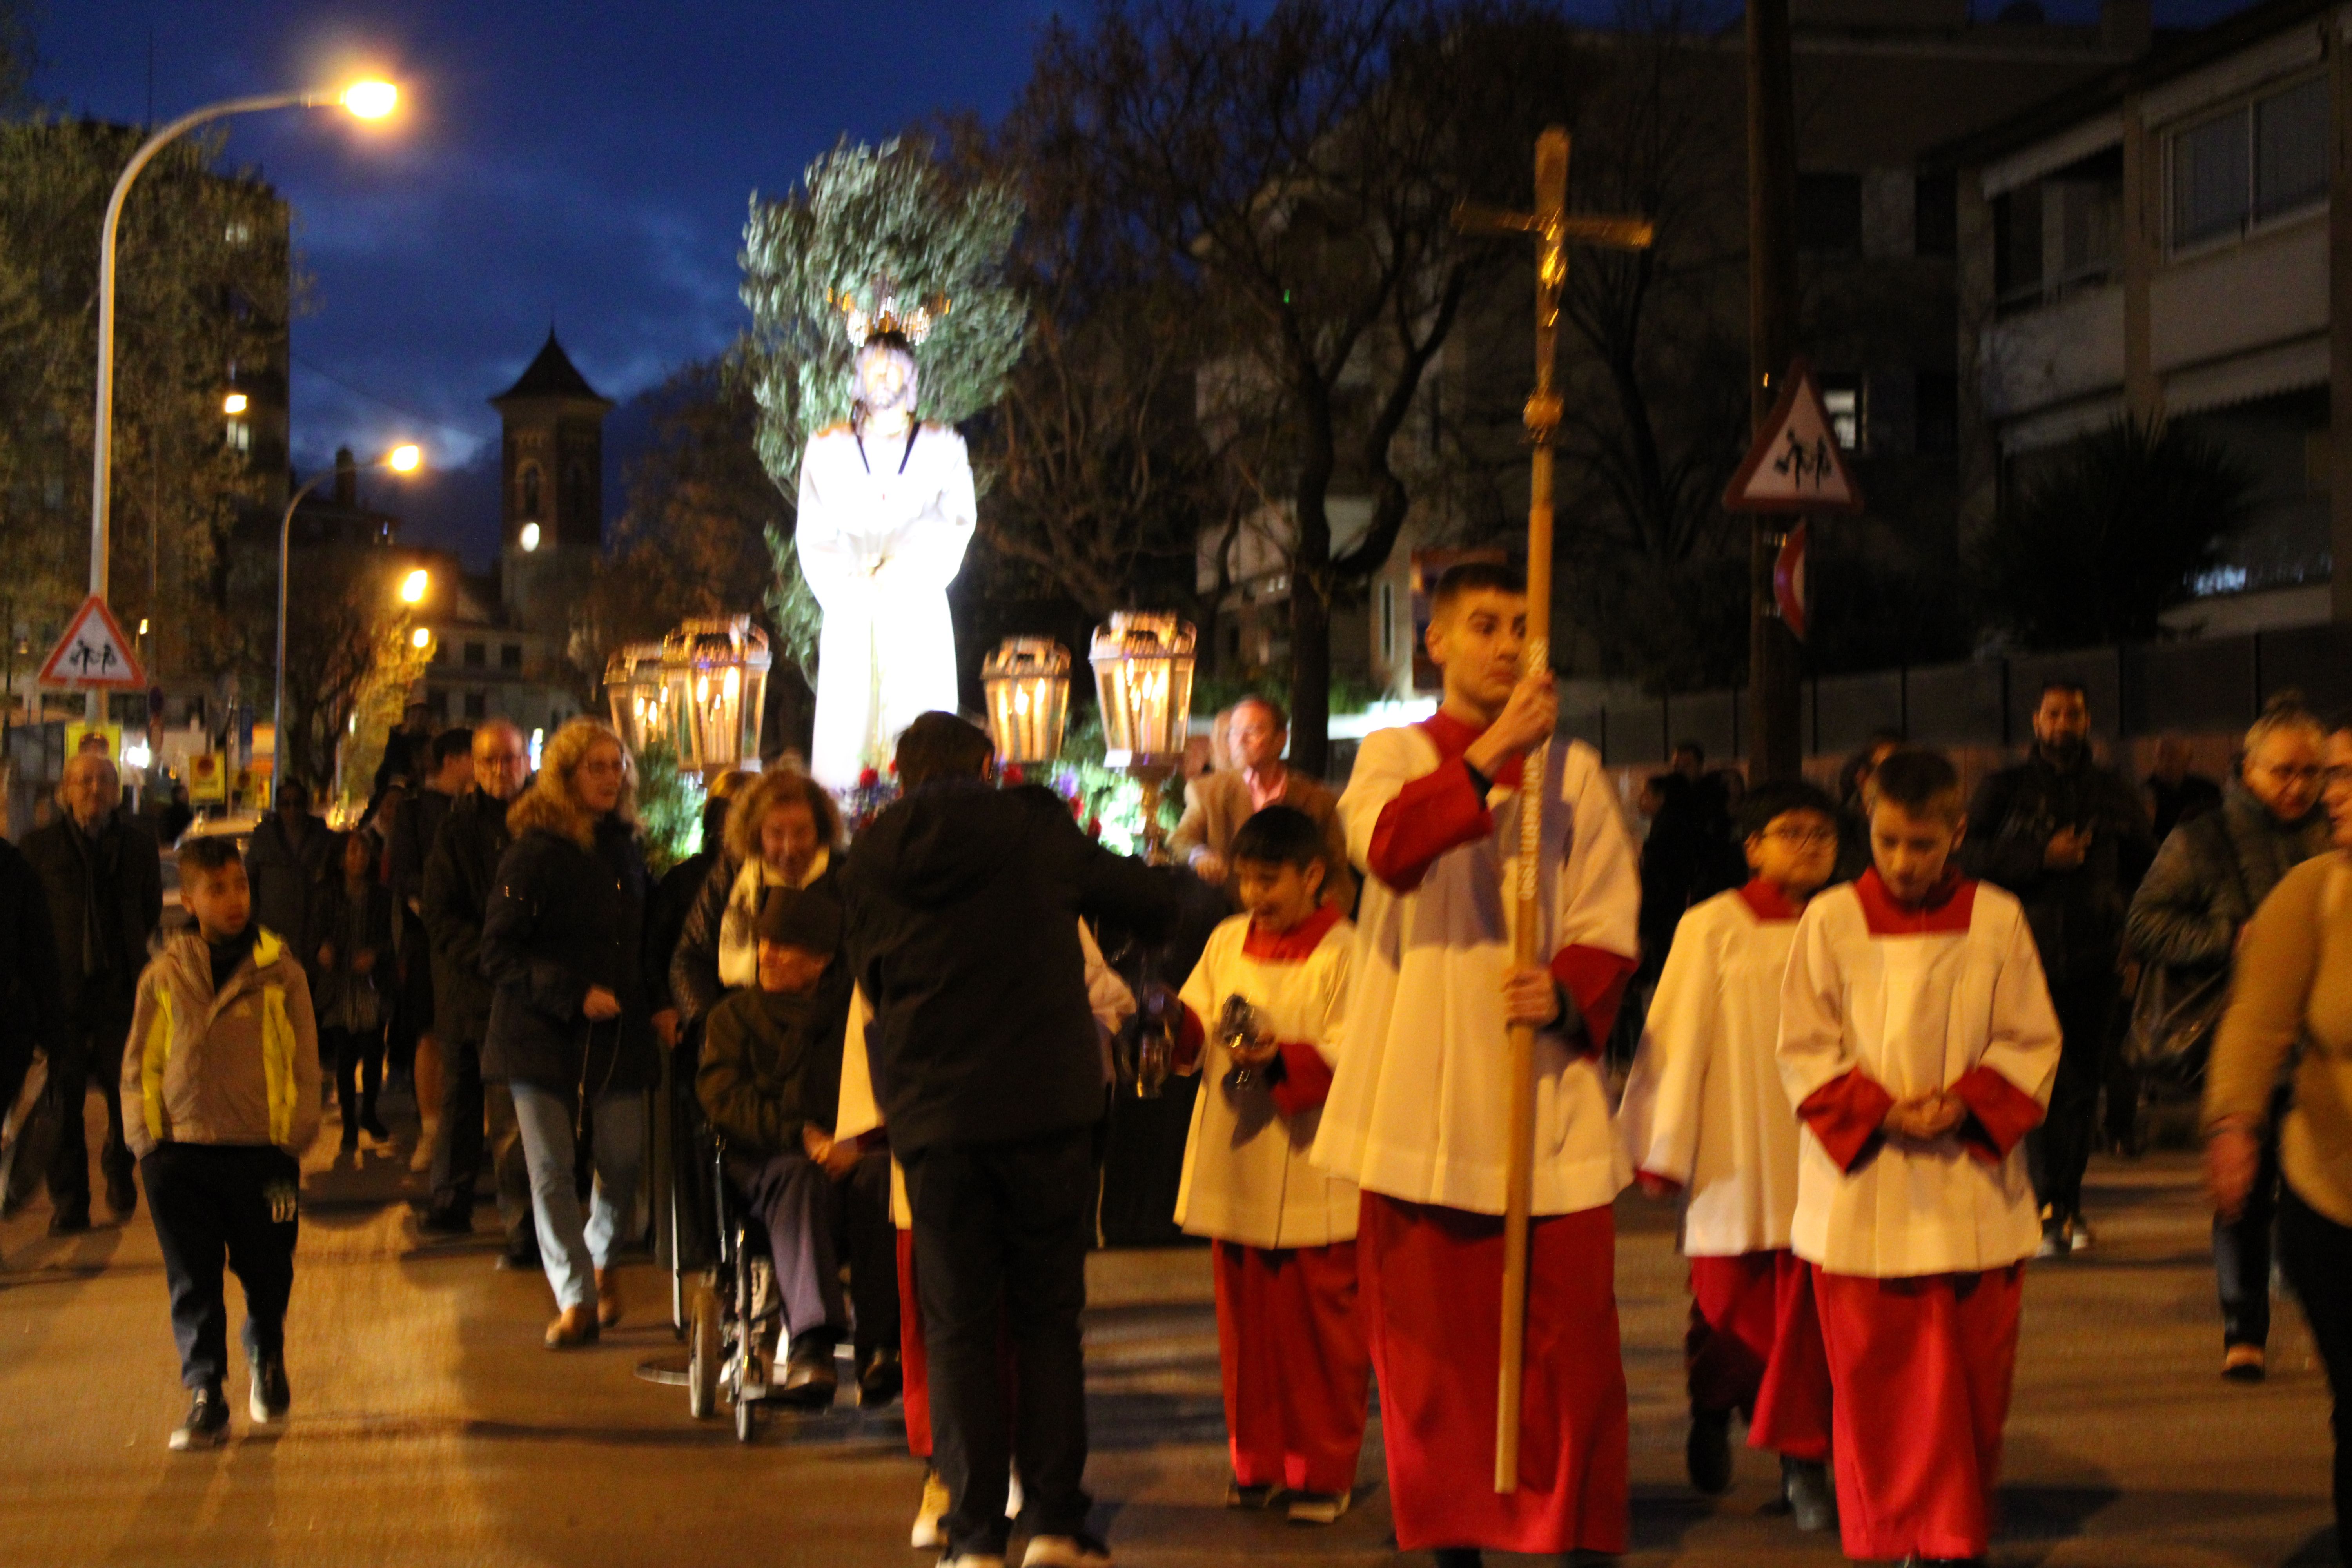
[603,641,670,755]
[1088,612,1196,862]
[980,637,1072,767]
[657,615,771,775]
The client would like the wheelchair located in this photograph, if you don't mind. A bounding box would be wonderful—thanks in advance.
[685,1127,789,1442]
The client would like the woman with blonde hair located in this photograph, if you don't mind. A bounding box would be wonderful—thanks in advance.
[481,719,669,1348]
[670,766,843,1030]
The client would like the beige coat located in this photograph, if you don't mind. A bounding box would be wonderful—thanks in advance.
[1168,767,1356,910]
[119,927,322,1159]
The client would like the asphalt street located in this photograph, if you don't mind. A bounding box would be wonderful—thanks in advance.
[0,1090,2338,1568]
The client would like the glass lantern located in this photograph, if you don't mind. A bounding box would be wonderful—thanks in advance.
[603,641,670,755]
[1088,612,1196,766]
[981,637,1072,766]
[656,615,771,775]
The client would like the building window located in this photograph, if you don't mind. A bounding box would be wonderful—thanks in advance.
[431,637,449,664]
[1914,171,1957,257]
[1796,172,1863,255]
[223,221,252,247]
[2171,74,2329,250]
[500,642,523,672]
[428,689,449,722]
[520,465,541,519]
[1915,370,1958,455]
[463,641,486,669]
[225,419,250,453]
[463,691,486,720]
[1820,374,1864,450]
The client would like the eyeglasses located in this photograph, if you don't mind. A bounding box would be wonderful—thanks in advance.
[2256,763,2325,784]
[1765,826,1840,850]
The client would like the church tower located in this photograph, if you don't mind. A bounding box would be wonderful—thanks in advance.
[490,330,612,639]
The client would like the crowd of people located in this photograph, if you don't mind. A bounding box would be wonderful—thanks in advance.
[1,564,2348,1567]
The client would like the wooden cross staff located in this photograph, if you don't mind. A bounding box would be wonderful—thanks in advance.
[1455,126,1652,1495]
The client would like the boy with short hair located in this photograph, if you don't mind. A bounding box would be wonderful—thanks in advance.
[121,836,322,1451]
[1776,749,2062,1565]
[1314,561,1642,1565]
[1170,804,1366,1526]
[1619,779,1843,1526]
[697,885,854,1408]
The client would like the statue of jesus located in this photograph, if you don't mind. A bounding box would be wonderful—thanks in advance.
[796,323,976,791]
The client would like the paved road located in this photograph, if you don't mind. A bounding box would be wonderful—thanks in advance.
[0,1093,2339,1567]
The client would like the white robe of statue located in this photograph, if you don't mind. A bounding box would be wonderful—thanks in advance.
[796,418,977,790]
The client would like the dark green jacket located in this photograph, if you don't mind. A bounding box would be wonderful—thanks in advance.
[695,987,844,1161]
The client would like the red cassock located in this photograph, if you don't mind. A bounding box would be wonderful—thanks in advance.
[1314,713,1643,1555]
[1214,1240,1370,1495]
[1685,1250,1833,1461]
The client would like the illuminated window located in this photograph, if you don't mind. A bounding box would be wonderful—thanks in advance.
[225,418,251,453]
[1820,376,1864,450]
[521,465,541,519]
[224,221,252,247]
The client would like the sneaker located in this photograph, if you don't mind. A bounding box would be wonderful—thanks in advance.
[911,1467,952,1549]
[1022,1535,1112,1568]
[2036,1211,2069,1259]
[169,1387,230,1451]
[858,1347,903,1407]
[249,1357,291,1424]
[2222,1343,2267,1382]
[2066,1212,2095,1254]
[1223,1480,1278,1509]
[1286,1489,1351,1524]
[1781,1455,1835,1532]
[1686,1407,1734,1495]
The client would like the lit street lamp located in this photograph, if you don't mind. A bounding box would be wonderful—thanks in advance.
[85,77,399,722]
[274,443,425,788]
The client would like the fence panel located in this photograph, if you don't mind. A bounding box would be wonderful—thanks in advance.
[2122,637,2256,735]
[1663,690,1738,768]
[1905,661,2008,748]
[1814,670,1904,756]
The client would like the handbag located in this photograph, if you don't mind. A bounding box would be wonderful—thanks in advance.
[2125,958,2232,1091]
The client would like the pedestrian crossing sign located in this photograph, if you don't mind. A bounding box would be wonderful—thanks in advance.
[37,595,147,690]
[1723,358,1865,515]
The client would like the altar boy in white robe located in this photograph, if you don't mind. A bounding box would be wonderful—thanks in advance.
[1777,748,2062,1566]
[1312,561,1642,1565]
[1619,779,1842,1529]
[1171,805,1365,1526]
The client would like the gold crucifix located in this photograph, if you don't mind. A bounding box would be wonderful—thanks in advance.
[1453,125,1652,1496]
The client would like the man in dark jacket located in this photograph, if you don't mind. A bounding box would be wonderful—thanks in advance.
[1962,680,2153,1256]
[416,720,534,1257]
[0,835,66,1191]
[245,780,332,956]
[840,711,1175,1568]
[387,728,473,1091]
[19,752,163,1231]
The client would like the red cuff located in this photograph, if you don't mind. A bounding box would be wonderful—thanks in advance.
[1268,1040,1335,1118]
[1635,1169,1684,1198]
[1367,760,1492,892]
[1174,1003,1206,1074]
[1797,1070,1896,1172]
[1549,944,1637,1052]
[1949,1065,2044,1162]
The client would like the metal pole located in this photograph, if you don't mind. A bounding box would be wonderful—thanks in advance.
[1745,0,1804,783]
[275,473,328,787]
[87,89,321,725]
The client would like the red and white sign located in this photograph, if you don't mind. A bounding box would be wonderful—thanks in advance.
[37,595,147,690]
[1774,521,1809,642]
[1723,357,1865,515]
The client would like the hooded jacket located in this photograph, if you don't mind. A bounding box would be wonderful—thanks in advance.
[2126,779,2330,971]
[839,779,1176,1153]
[117,926,322,1159]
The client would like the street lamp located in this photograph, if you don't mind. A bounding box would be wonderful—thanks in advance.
[981,637,1072,767]
[273,443,425,788]
[85,76,399,723]
[221,392,249,416]
[1089,612,1196,862]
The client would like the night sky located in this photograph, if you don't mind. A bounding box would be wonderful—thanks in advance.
[41,0,2254,568]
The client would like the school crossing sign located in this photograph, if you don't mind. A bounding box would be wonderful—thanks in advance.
[37,595,147,691]
[1722,357,1866,515]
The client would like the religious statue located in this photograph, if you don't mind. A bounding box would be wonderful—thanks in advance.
[797,285,977,791]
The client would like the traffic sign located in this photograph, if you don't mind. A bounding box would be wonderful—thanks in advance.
[1723,357,1865,515]
[1774,521,1809,642]
[36,595,147,690]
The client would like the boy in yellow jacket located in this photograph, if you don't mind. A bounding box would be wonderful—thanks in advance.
[120,836,321,1451]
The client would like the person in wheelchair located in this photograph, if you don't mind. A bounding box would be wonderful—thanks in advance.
[695,884,857,1408]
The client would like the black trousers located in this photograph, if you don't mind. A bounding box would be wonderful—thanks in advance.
[426,1033,532,1244]
[2216,1085,2290,1348]
[2027,972,2116,1219]
[841,1143,899,1361]
[46,998,135,1216]
[904,1125,1096,1555]
[2278,1182,2352,1546]
[142,1143,300,1392]
[320,1023,385,1129]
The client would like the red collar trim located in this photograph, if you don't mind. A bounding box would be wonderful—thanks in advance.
[1854,867,1977,935]
[1242,902,1345,961]
[1737,879,1802,922]
[1419,709,1523,789]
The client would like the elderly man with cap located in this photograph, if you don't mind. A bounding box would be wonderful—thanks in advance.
[696,883,857,1408]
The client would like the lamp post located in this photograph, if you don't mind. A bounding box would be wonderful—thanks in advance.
[1088,612,1196,862]
[981,637,1072,768]
[85,78,399,724]
[654,616,772,777]
[274,443,423,788]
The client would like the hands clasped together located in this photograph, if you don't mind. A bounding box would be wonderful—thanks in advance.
[1882,1091,1969,1144]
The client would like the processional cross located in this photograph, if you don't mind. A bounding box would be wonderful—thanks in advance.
[1454,127,1652,1495]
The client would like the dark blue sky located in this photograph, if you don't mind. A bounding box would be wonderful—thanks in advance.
[41,0,2256,566]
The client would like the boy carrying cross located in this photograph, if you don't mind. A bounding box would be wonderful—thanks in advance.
[1313,560,1641,1564]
